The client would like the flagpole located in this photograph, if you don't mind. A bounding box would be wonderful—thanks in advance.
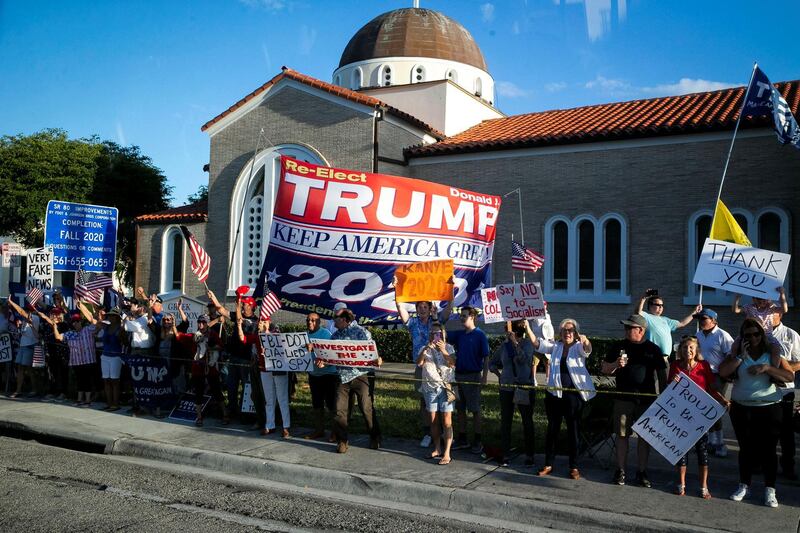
[223,128,270,305]
[504,188,525,283]
[511,233,516,285]
[698,63,759,308]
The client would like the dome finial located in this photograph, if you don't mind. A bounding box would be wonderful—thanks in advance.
[412,0,419,7]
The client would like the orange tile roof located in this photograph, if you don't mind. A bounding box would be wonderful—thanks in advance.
[201,67,444,138]
[136,200,207,225]
[406,80,800,157]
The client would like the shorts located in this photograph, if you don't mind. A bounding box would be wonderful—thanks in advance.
[423,388,455,413]
[455,372,482,413]
[101,355,123,379]
[16,345,34,366]
[613,399,648,437]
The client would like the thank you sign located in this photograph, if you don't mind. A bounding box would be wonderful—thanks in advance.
[693,238,790,299]
[633,372,725,465]
[44,200,118,273]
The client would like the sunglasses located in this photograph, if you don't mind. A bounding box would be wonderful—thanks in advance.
[306,318,319,322]
[650,303,664,308]
[681,335,697,340]
[562,328,576,334]
[624,325,642,331]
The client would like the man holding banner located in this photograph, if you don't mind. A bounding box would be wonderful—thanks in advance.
[325,308,381,453]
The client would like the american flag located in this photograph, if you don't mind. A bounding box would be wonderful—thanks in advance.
[74,269,106,306]
[259,290,282,321]
[180,226,211,283]
[26,287,44,307]
[511,240,545,272]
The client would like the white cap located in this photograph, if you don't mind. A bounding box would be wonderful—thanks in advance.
[333,302,348,311]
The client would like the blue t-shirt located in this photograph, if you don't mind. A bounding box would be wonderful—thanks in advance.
[308,327,337,376]
[449,328,489,373]
[641,311,679,356]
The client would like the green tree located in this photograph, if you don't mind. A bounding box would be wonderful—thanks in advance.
[186,184,208,204]
[0,130,172,287]
[0,129,100,246]
[92,141,172,286]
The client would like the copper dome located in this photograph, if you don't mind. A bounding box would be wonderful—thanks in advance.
[339,8,488,71]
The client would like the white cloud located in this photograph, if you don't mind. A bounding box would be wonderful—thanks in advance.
[115,121,127,146]
[496,81,530,98]
[642,78,737,96]
[545,81,567,92]
[239,0,286,10]
[299,25,317,55]
[480,3,495,23]
[511,20,521,35]
[261,42,272,71]
[584,75,630,91]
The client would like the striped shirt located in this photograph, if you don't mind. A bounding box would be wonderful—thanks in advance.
[63,325,97,366]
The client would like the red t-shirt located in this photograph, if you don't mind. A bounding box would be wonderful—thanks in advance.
[668,360,715,393]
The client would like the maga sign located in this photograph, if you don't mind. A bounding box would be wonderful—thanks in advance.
[312,339,379,367]
[255,156,500,323]
[395,259,454,303]
[633,372,725,465]
[480,287,504,324]
[496,282,545,320]
[26,247,53,292]
[693,238,790,299]
[259,332,313,372]
[44,200,118,273]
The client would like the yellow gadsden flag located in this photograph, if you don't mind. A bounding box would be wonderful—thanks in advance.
[710,200,751,246]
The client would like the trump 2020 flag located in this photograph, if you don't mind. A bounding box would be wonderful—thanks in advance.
[255,156,500,323]
[743,65,800,150]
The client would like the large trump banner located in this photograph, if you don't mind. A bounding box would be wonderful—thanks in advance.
[255,156,500,323]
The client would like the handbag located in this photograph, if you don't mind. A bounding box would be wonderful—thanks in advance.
[443,382,458,403]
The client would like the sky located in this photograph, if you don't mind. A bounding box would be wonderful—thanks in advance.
[2,0,798,206]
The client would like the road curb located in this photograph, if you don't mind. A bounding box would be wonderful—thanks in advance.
[109,437,719,533]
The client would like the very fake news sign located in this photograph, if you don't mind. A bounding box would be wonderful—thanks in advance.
[693,238,790,299]
[259,332,313,372]
[312,339,379,367]
[633,373,725,465]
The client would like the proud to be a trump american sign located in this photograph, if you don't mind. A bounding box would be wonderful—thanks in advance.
[255,156,500,323]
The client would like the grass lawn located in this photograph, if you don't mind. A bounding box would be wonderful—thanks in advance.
[288,373,552,451]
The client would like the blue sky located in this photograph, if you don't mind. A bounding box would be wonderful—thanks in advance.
[2,0,798,206]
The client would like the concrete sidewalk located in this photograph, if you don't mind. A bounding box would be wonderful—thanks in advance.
[0,396,797,532]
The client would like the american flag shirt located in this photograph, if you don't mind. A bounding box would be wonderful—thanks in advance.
[63,325,97,366]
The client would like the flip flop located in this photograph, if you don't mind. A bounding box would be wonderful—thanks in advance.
[430,451,442,459]
[438,457,452,466]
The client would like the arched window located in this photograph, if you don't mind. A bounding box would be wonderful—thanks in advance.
[334,74,341,86]
[475,77,483,97]
[685,207,790,304]
[352,67,362,89]
[544,214,628,302]
[160,226,184,294]
[411,64,426,83]
[445,69,458,83]
[379,64,392,86]
[228,145,327,294]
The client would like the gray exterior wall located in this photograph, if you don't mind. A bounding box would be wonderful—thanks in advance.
[409,133,800,338]
[135,221,207,301]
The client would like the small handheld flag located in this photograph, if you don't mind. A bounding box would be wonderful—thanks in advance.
[180,226,211,283]
[75,269,104,306]
[26,287,43,308]
[511,240,545,272]
[259,290,282,321]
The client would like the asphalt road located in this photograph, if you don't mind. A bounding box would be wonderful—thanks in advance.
[0,437,512,533]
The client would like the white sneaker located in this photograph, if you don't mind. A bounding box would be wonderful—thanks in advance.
[419,434,432,448]
[730,483,749,502]
[764,487,778,508]
[715,444,728,458]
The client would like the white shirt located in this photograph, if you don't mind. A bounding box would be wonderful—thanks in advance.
[772,322,800,390]
[124,315,154,349]
[530,314,554,354]
[539,339,596,402]
[696,325,734,373]
[19,315,40,347]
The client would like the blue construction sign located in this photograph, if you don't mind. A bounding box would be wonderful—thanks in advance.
[44,200,118,273]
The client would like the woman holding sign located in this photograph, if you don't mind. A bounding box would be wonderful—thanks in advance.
[719,318,794,508]
[533,318,594,479]
[668,336,729,499]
